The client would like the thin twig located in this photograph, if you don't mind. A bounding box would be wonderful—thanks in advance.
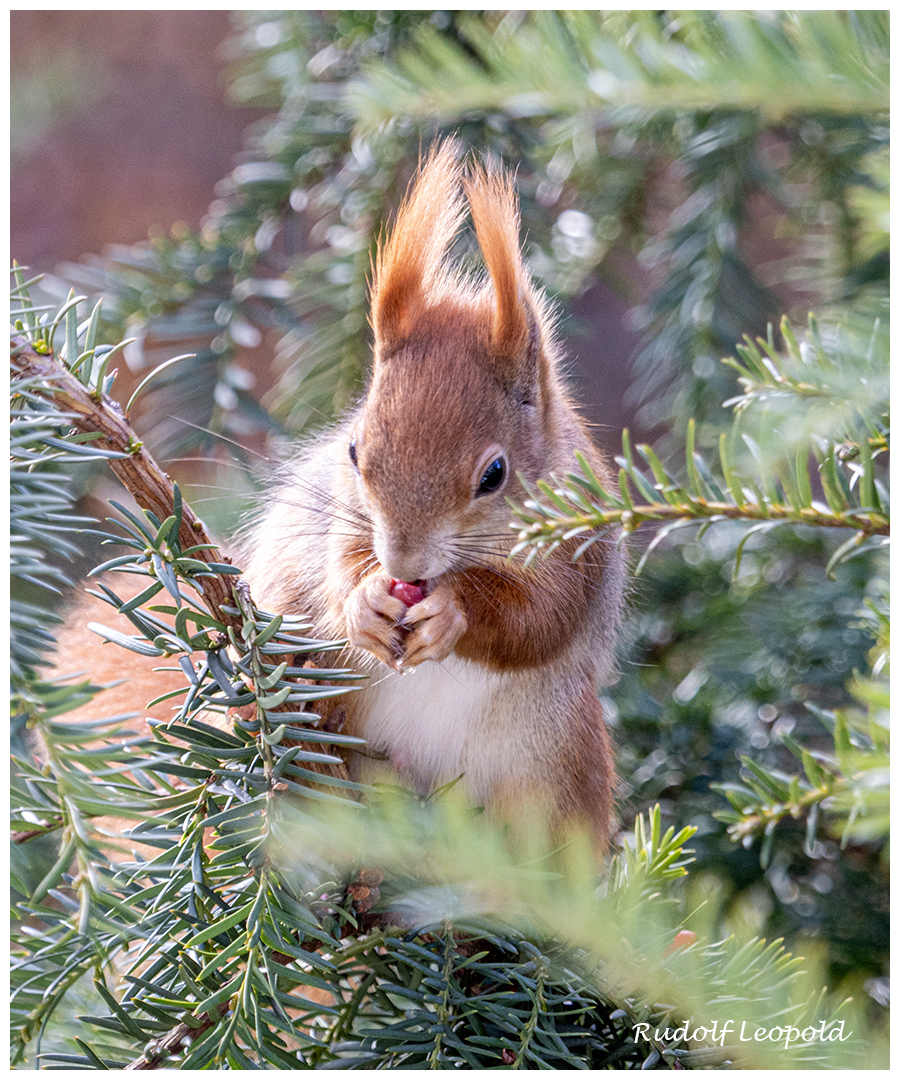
[517,498,890,542]
[11,337,241,629]
[124,1004,230,1070]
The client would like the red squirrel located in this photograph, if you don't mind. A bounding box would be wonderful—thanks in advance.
[52,141,626,850]
[238,141,627,847]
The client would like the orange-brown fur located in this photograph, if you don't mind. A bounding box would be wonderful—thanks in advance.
[240,140,627,848]
[52,141,626,851]
[51,588,195,728]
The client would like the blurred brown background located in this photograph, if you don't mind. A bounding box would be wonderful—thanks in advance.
[10,9,265,269]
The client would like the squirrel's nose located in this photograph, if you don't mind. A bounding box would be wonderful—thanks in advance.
[374,534,445,584]
[380,554,437,583]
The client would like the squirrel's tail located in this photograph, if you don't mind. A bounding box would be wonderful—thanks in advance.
[50,583,192,731]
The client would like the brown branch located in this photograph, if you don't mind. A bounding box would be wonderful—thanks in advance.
[12,823,64,844]
[616,499,892,536]
[11,336,241,629]
[517,496,890,544]
[123,1004,230,1070]
[13,335,363,1069]
[119,868,388,1068]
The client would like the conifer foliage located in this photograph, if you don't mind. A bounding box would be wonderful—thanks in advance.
[10,10,888,1070]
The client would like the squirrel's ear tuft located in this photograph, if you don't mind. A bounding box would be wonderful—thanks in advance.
[464,162,547,393]
[370,140,466,352]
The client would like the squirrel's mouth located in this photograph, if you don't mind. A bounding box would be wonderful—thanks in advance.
[389,578,428,607]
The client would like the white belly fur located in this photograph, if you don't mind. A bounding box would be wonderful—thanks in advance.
[353,655,512,800]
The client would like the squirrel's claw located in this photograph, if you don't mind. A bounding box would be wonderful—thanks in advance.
[345,572,407,669]
[400,587,468,667]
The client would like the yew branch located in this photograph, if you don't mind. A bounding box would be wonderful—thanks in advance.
[11,336,240,629]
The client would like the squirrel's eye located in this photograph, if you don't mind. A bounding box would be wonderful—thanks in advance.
[349,439,358,468]
[477,456,506,496]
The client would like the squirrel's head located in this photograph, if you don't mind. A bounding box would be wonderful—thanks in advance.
[348,140,572,583]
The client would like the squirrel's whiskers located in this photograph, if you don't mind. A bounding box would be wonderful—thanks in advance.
[54,140,626,853]
[240,139,627,850]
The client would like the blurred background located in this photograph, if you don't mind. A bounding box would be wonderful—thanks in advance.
[10,8,888,1023]
[11,11,260,266]
[11,9,648,476]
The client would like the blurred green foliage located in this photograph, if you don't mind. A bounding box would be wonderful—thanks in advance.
[58,10,887,454]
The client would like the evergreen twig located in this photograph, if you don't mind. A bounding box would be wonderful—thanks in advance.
[11,337,240,630]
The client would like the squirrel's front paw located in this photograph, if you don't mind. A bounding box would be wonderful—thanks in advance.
[401,584,468,668]
[345,574,407,668]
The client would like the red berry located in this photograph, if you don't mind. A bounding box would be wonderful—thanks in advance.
[389,579,425,607]
[664,929,698,955]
